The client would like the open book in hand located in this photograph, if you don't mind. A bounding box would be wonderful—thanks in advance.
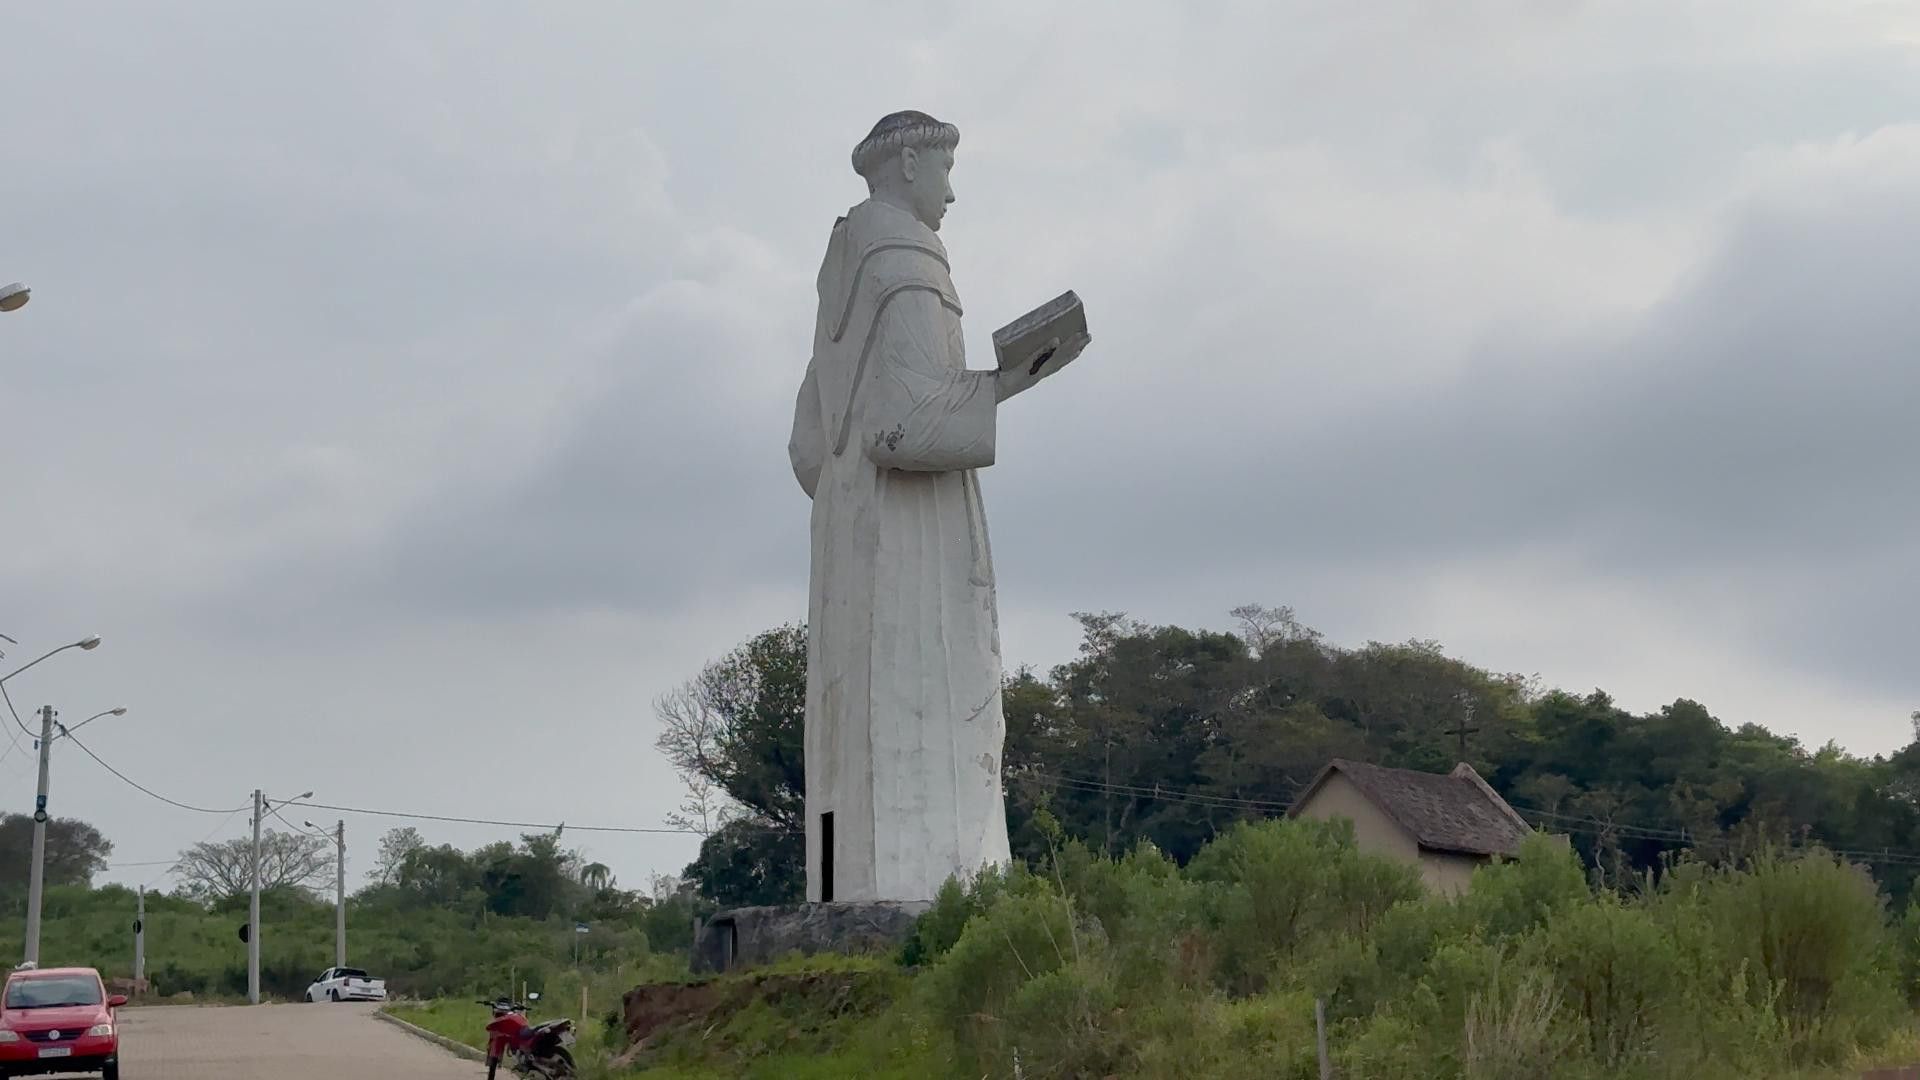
[992,290,1087,376]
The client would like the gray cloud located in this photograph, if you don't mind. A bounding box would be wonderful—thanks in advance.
[4,2,1917,895]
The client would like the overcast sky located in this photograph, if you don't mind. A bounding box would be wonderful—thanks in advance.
[3,1,1917,897]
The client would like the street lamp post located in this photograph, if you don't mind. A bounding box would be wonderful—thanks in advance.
[3,635,111,967]
[22,704,125,965]
[248,789,313,1004]
[248,790,260,1003]
[305,819,346,968]
[23,706,57,966]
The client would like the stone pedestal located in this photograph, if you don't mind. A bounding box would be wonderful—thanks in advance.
[690,901,928,974]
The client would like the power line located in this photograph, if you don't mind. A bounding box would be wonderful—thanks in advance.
[55,724,776,838]
[2,680,33,740]
[265,803,328,841]
[1508,805,1920,869]
[0,681,36,771]
[63,732,250,815]
[1502,801,1920,866]
[1020,769,1300,806]
[1022,770,1299,813]
[141,806,248,891]
[281,797,770,836]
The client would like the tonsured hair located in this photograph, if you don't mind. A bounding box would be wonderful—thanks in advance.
[850,110,960,181]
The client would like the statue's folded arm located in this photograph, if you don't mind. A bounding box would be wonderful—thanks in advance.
[861,288,996,473]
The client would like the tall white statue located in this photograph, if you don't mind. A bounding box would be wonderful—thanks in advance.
[788,111,1091,903]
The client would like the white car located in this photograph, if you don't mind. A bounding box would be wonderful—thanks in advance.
[304,967,387,1003]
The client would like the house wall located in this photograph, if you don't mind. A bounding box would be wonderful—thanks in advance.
[1296,773,1495,897]
[1418,850,1486,897]
[1294,774,1418,862]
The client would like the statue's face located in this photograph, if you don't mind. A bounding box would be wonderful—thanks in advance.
[901,146,956,231]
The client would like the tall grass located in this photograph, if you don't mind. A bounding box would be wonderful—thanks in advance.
[886,821,1920,1079]
[379,820,1920,1079]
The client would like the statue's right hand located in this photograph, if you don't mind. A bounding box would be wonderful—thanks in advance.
[998,332,1090,402]
[1034,331,1091,375]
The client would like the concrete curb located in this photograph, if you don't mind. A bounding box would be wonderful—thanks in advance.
[374,1008,487,1062]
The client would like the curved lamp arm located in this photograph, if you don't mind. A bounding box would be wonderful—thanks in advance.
[0,637,102,686]
[61,706,127,738]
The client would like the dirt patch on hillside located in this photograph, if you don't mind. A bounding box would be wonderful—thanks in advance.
[619,980,728,1047]
[613,969,899,1069]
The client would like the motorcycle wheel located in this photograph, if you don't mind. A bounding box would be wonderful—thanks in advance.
[485,1055,499,1080]
[545,1047,576,1078]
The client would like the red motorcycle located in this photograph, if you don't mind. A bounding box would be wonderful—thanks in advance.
[479,995,577,1079]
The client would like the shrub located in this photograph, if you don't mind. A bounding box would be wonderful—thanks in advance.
[1896,898,1920,1005]
[1335,1011,1432,1080]
[1334,894,1472,1018]
[1402,935,1509,1067]
[1185,817,1422,994]
[915,885,1107,1075]
[1462,968,1573,1080]
[1522,893,1677,1069]
[996,957,1123,1078]
[1711,851,1903,1062]
[1459,833,1592,941]
[1045,838,1207,993]
[898,864,1031,968]
[1129,991,1322,1080]
[1044,837,1178,926]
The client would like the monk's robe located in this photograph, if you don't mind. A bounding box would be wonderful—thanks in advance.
[788,197,1011,903]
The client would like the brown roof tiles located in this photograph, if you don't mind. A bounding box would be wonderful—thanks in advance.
[1289,759,1533,858]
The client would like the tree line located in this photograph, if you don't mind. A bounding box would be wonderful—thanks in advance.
[0,817,700,999]
[657,606,1920,905]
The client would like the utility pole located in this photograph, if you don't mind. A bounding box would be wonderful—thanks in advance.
[2,636,106,965]
[20,701,127,965]
[134,887,146,988]
[333,821,346,968]
[305,816,347,967]
[23,705,55,965]
[1315,998,1332,1079]
[248,788,262,1005]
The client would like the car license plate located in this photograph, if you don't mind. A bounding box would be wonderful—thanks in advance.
[39,1047,73,1059]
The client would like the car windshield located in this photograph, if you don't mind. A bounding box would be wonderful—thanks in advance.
[5,976,103,1009]
[337,969,369,979]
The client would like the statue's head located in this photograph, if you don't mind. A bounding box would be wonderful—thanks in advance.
[852,110,959,232]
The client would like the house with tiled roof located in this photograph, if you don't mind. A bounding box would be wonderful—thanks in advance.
[1286,758,1544,895]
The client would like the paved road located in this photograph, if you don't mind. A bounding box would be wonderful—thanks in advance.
[106,1002,480,1079]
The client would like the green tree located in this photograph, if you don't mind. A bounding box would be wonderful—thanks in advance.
[173,830,327,902]
[367,826,425,886]
[580,861,613,891]
[0,814,111,893]
[474,833,581,919]
[659,607,1920,909]
[390,842,485,912]
[684,819,804,907]
[655,624,807,904]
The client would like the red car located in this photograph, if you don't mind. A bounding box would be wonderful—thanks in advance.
[0,965,125,1079]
